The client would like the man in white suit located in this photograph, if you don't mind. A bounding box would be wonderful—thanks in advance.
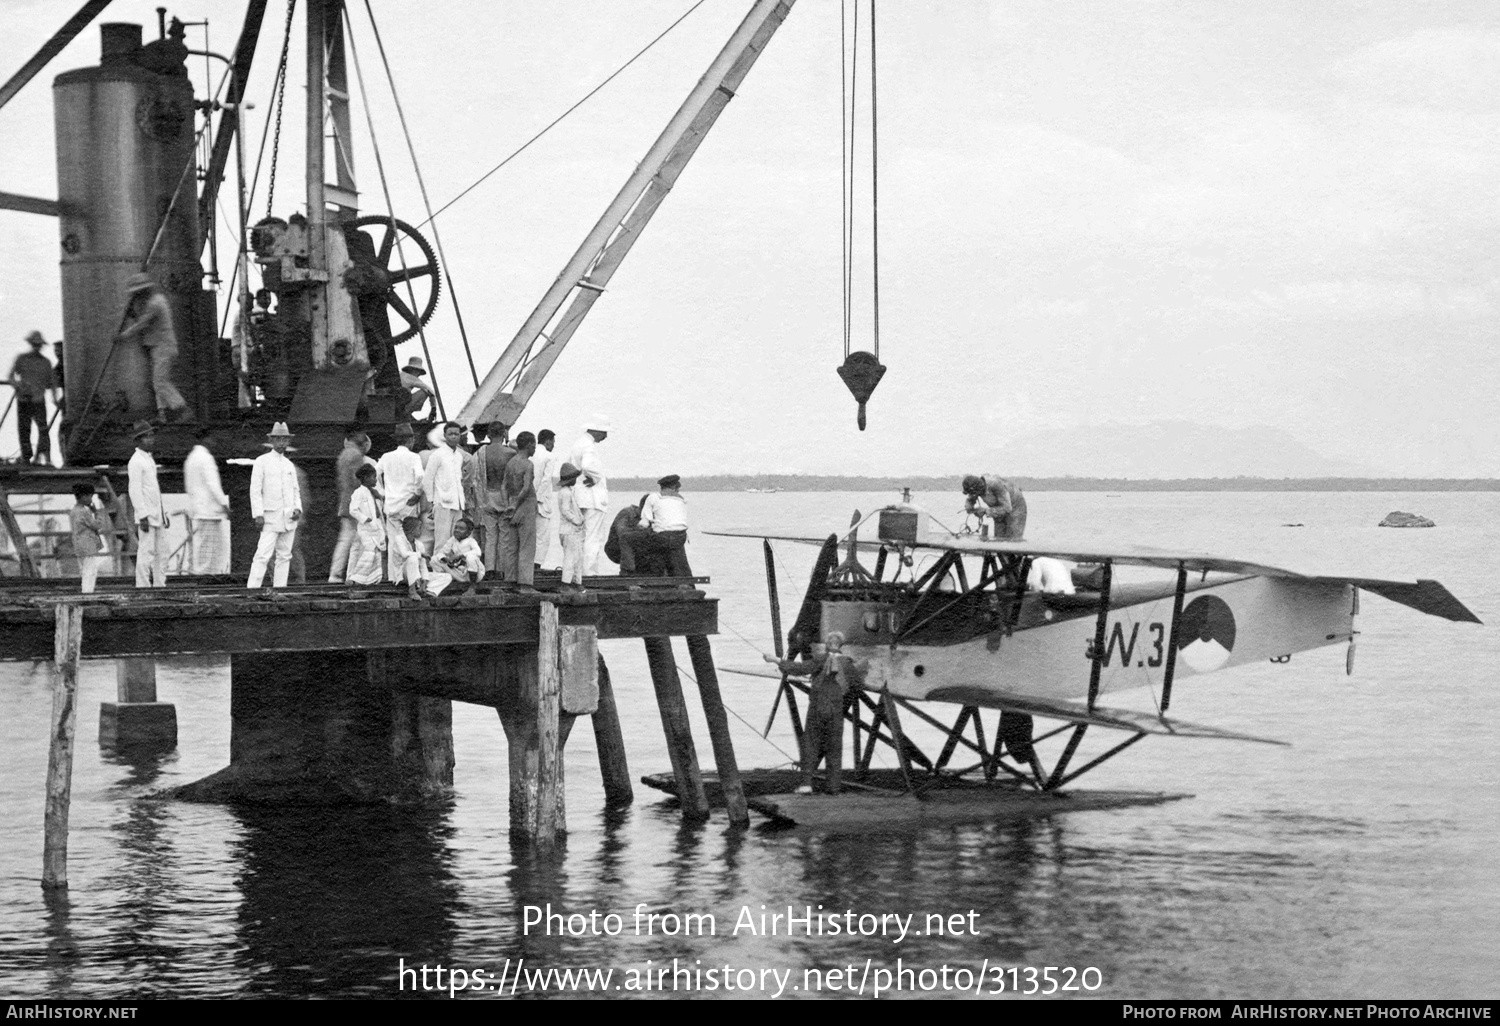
[127,420,169,587]
[568,415,610,576]
[246,422,303,589]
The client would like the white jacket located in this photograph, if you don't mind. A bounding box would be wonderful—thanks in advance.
[569,433,608,511]
[128,447,167,528]
[184,444,230,520]
[250,450,302,532]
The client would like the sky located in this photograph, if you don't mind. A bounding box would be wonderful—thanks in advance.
[1,0,1496,477]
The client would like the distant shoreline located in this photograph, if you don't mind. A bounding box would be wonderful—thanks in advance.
[611,475,1500,493]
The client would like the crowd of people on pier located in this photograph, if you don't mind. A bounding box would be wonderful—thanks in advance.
[94,414,695,598]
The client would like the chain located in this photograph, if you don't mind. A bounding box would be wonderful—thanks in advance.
[265,0,296,217]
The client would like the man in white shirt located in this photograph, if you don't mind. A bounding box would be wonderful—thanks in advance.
[532,429,558,570]
[184,426,231,574]
[638,474,692,577]
[127,420,169,587]
[422,421,468,554]
[568,415,610,575]
[246,422,303,589]
[377,422,424,589]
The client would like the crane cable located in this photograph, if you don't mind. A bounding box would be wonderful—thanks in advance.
[841,0,855,360]
[421,0,711,228]
[834,1,886,429]
[216,0,296,341]
[362,1,479,390]
[344,6,446,421]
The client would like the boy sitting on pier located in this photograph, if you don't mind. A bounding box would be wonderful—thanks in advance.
[418,516,484,598]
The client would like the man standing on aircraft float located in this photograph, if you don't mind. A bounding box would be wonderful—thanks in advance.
[961,474,1028,540]
[569,416,610,575]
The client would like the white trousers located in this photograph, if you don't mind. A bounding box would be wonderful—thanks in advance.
[247,526,297,588]
[79,554,104,594]
[135,526,168,587]
[581,508,606,576]
[328,516,357,582]
[535,511,556,569]
[385,511,421,585]
[560,530,585,585]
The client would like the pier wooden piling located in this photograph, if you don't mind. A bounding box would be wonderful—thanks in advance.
[4,576,721,867]
[685,635,749,826]
[534,602,563,848]
[592,657,633,807]
[643,637,710,821]
[43,603,82,890]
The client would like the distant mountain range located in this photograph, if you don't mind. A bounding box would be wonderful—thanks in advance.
[977,420,1379,479]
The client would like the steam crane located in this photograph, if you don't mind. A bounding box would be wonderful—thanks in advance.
[3,0,441,574]
[4,0,813,576]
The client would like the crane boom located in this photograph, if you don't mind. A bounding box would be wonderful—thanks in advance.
[457,0,795,429]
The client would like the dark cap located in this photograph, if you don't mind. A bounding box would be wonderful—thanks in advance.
[657,474,681,489]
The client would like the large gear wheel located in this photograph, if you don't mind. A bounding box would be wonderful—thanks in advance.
[348,215,442,344]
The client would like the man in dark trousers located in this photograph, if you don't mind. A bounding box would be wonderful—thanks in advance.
[766,631,867,795]
[496,431,537,585]
[9,331,58,464]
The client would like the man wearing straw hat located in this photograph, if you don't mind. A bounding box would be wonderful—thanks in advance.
[117,272,190,423]
[127,420,169,587]
[246,422,302,590]
[400,355,434,422]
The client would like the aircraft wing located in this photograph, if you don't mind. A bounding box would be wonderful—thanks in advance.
[922,688,1288,745]
[706,530,1481,623]
[705,529,887,553]
[719,667,1286,745]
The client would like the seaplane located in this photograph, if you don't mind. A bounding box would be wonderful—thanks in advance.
[708,499,1481,824]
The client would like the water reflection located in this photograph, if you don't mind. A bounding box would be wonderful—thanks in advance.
[42,888,78,996]
[230,805,462,996]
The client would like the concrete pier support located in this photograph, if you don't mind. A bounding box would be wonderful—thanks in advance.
[99,657,176,749]
[174,647,454,804]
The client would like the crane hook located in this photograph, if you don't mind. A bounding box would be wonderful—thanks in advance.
[837,351,886,431]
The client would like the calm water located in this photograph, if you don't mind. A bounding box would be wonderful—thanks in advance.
[1,491,1496,999]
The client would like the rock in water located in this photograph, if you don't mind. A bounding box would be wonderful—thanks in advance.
[1378,511,1435,528]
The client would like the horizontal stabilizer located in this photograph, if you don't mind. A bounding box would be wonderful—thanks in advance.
[1320,577,1480,624]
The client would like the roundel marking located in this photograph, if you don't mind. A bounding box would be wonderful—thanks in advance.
[1177,594,1236,672]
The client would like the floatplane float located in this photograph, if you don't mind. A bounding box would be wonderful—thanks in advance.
[675,502,1481,829]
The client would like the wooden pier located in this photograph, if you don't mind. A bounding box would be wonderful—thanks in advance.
[2,573,746,887]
